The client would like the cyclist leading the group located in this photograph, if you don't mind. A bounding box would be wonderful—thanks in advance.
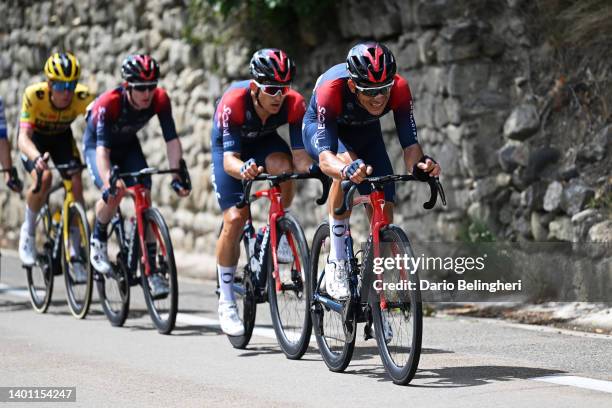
[83,54,191,297]
[17,52,94,280]
[0,96,22,192]
[302,41,441,299]
[211,48,311,336]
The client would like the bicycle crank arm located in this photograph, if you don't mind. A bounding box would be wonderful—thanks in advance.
[312,293,344,314]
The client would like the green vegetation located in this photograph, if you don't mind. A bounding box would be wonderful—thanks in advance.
[459,221,496,243]
[187,0,337,54]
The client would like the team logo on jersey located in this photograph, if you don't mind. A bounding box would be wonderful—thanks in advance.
[221,104,232,138]
[35,90,45,100]
[77,91,89,100]
[317,106,326,130]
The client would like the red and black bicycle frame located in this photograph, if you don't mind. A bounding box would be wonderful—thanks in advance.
[128,184,166,278]
[251,183,301,293]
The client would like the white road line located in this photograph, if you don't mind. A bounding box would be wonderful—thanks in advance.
[176,312,280,340]
[530,375,612,394]
[0,282,35,298]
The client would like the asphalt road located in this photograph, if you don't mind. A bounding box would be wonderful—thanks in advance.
[1,250,611,407]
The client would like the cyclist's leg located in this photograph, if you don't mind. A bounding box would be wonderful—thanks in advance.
[19,134,53,264]
[251,133,294,207]
[350,126,396,222]
[84,145,126,274]
[212,143,248,335]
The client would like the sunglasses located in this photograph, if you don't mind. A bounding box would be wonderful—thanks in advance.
[253,80,290,97]
[129,82,158,92]
[51,80,78,92]
[354,80,394,97]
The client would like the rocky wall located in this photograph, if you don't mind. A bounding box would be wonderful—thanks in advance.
[0,0,610,258]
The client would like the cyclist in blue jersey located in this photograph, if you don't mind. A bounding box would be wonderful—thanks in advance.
[212,48,311,335]
[83,54,191,297]
[302,42,441,299]
[0,96,22,192]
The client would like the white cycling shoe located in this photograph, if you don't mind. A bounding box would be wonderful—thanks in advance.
[218,301,245,336]
[324,260,350,300]
[90,238,111,275]
[19,225,36,266]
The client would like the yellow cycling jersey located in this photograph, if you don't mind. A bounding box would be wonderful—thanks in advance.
[19,82,94,135]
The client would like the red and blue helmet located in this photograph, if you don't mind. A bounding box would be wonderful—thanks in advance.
[249,48,295,85]
[121,54,160,83]
[346,42,396,87]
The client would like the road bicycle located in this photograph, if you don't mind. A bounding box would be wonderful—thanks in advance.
[25,162,93,318]
[221,167,329,359]
[308,174,445,384]
[96,162,189,334]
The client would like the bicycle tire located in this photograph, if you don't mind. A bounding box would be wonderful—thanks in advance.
[228,226,257,349]
[140,207,178,335]
[370,225,422,385]
[63,202,93,319]
[26,206,55,313]
[308,220,356,372]
[267,213,312,360]
[96,216,130,327]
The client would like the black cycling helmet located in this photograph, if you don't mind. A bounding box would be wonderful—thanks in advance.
[249,48,295,85]
[121,54,160,83]
[346,42,396,86]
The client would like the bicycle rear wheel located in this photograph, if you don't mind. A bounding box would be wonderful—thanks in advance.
[228,226,257,349]
[140,208,178,335]
[26,205,56,313]
[370,225,422,385]
[96,216,130,327]
[268,213,312,360]
[63,202,93,319]
[309,221,355,372]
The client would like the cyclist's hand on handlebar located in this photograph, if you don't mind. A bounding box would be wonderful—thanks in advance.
[102,178,126,204]
[342,159,372,184]
[414,155,441,180]
[240,158,263,181]
[171,178,191,197]
[6,168,23,193]
[34,152,50,172]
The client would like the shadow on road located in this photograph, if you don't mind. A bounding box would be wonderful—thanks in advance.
[411,365,567,388]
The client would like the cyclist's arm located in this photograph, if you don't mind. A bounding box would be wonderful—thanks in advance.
[0,139,12,181]
[223,152,247,180]
[291,149,312,173]
[165,138,183,180]
[17,126,40,162]
[318,150,346,179]
[95,146,112,189]
[403,144,424,172]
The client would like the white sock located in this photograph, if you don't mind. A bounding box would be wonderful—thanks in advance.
[23,206,37,236]
[217,264,237,303]
[328,215,349,262]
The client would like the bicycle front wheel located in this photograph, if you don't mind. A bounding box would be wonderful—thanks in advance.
[63,202,93,319]
[96,217,130,327]
[370,225,422,385]
[26,205,55,313]
[308,220,355,372]
[140,208,178,335]
[267,213,312,360]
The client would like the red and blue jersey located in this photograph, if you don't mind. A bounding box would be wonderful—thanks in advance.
[303,63,418,154]
[84,86,178,149]
[211,80,306,153]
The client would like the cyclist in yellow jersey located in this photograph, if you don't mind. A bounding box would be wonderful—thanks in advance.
[17,52,94,275]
